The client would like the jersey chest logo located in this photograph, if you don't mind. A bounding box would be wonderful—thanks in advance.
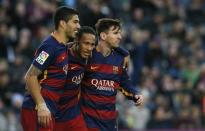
[113,66,119,74]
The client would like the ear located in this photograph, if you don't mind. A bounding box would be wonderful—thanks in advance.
[100,32,107,41]
[59,20,66,29]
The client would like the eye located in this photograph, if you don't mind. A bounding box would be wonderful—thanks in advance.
[91,43,95,47]
[73,20,79,24]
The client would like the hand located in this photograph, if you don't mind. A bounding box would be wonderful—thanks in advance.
[36,103,52,127]
[134,94,143,106]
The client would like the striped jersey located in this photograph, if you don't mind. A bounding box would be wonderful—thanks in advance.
[22,35,68,115]
[56,47,87,122]
[81,48,139,130]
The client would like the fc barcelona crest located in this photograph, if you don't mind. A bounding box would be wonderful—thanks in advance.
[113,66,118,74]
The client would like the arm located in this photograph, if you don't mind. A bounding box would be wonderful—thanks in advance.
[25,64,44,105]
[115,47,143,105]
[25,64,51,127]
[119,56,143,105]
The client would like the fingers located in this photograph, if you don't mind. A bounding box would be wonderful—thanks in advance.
[38,110,52,127]
[135,99,142,106]
[36,103,52,128]
[134,95,143,106]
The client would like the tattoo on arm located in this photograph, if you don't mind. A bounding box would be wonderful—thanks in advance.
[27,65,42,77]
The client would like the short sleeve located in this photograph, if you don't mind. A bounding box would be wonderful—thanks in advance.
[114,47,129,57]
[32,42,55,71]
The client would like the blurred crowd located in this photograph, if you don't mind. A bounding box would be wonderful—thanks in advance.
[0,0,205,130]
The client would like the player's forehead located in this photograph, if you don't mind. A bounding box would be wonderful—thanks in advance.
[107,25,121,33]
[79,33,95,41]
[67,15,79,23]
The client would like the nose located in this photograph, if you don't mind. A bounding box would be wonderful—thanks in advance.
[87,45,93,51]
[87,44,94,51]
[118,34,122,40]
[77,23,80,30]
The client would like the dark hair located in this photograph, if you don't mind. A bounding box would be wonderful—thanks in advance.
[53,6,79,29]
[75,26,96,41]
[95,18,121,37]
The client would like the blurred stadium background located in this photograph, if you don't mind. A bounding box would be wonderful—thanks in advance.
[0,0,205,130]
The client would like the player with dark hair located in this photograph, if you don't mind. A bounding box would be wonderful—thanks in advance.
[21,6,80,131]
[81,18,143,131]
[55,26,96,131]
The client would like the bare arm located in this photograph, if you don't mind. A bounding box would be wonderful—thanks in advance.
[25,64,51,127]
[25,64,44,105]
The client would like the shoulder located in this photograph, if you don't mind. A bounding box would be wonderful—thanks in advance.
[114,47,129,57]
[38,36,60,51]
[66,42,75,48]
[34,36,60,59]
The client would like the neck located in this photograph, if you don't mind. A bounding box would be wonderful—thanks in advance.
[96,40,112,57]
[51,30,69,45]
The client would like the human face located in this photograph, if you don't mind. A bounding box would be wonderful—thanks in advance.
[104,26,122,48]
[65,15,80,39]
[78,33,96,59]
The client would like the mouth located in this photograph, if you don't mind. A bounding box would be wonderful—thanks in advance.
[82,52,90,58]
[74,30,78,34]
[116,40,120,43]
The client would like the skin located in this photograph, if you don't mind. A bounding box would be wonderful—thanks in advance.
[53,15,80,44]
[25,14,80,127]
[105,26,122,48]
[64,15,80,40]
[77,33,96,59]
[96,26,122,57]
[25,65,52,127]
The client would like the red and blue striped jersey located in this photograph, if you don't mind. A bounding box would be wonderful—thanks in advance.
[56,48,87,122]
[22,35,68,115]
[81,48,139,130]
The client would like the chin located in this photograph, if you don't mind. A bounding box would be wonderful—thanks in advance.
[81,54,89,59]
[113,45,119,48]
[71,33,77,39]
[82,56,89,59]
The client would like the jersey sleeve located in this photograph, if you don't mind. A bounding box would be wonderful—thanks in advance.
[119,66,141,101]
[114,47,129,57]
[32,42,55,71]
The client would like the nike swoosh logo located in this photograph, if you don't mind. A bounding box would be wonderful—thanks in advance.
[71,66,78,70]
[91,66,98,70]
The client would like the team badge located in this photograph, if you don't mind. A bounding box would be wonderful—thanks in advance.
[113,66,119,74]
[36,51,49,65]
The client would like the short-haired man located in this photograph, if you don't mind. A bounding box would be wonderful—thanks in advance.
[55,26,96,131]
[81,18,143,131]
[21,6,80,131]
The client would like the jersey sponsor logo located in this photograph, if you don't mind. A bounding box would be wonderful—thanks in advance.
[91,79,115,92]
[72,73,84,84]
[36,51,49,65]
[90,66,98,70]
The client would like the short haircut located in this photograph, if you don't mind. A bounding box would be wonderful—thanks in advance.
[95,18,121,36]
[75,26,96,41]
[53,6,79,29]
